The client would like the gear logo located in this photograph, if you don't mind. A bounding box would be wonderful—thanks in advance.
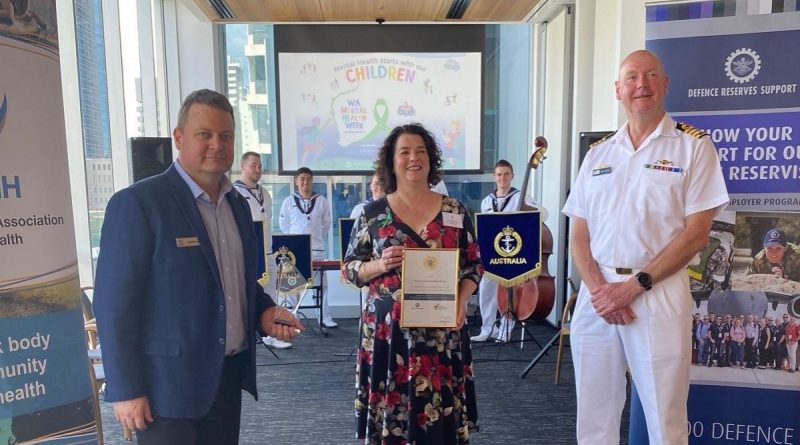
[724,48,761,83]
[0,94,7,135]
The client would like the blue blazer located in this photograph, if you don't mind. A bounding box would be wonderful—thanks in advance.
[93,165,274,419]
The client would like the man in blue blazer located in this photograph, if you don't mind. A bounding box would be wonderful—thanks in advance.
[93,89,302,443]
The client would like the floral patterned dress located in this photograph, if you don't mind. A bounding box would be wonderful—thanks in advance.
[343,196,482,445]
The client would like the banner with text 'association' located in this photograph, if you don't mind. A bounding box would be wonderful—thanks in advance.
[0,2,98,443]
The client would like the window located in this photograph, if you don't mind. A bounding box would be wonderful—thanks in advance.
[253,56,267,94]
[74,0,112,263]
[223,23,533,257]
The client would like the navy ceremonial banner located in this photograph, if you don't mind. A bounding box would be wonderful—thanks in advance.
[254,221,269,286]
[271,234,312,295]
[339,218,355,268]
[476,211,542,286]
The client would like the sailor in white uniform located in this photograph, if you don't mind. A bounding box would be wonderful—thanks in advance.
[350,174,385,220]
[430,179,448,196]
[471,159,548,343]
[349,174,386,310]
[234,152,292,349]
[279,167,336,328]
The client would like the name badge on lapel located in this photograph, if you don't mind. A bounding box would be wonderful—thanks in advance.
[176,237,200,248]
[442,212,463,228]
[592,164,613,176]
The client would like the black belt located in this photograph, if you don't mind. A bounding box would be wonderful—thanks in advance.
[599,265,641,275]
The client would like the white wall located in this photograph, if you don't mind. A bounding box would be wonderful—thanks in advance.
[581,0,651,131]
[537,7,573,323]
[172,0,218,130]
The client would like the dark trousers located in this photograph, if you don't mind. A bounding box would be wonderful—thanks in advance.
[726,341,734,366]
[731,342,744,365]
[136,351,247,445]
[774,342,786,368]
[759,344,772,366]
[745,338,756,367]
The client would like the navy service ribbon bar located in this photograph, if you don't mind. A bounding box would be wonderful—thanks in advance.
[644,163,683,173]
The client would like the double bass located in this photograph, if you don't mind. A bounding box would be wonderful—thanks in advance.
[496,137,556,321]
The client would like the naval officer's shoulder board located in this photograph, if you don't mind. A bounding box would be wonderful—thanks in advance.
[589,131,616,149]
[676,122,709,139]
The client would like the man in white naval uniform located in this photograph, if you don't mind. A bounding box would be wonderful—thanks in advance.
[349,174,386,310]
[350,174,385,220]
[279,167,336,328]
[430,179,448,196]
[562,50,728,444]
[471,159,548,343]
[233,152,291,349]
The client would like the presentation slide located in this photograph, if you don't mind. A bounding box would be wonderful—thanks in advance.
[278,52,482,173]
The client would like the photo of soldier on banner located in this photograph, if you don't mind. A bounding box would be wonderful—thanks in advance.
[271,234,313,298]
[689,211,736,292]
[689,214,800,384]
[475,211,543,286]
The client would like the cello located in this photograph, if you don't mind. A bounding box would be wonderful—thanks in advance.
[497,136,556,321]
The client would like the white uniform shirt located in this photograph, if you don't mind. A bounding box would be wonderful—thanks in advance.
[479,188,549,221]
[350,200,369,219]
[279,192,331,257]
[233,180,273,250]
[562,114,729,269]
[431,180,449,196]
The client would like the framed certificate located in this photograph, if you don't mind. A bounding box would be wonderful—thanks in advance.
[400,248,460,328]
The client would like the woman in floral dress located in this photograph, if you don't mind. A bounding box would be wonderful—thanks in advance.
[343,124,482,445]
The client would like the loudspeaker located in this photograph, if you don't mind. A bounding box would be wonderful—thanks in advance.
[578,131,613,167]
[128,137,173,183]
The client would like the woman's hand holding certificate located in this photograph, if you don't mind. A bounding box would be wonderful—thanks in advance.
[400,248,460,328]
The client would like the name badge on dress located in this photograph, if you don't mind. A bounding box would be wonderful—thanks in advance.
[176,237,200,247]
[442,212,463,228]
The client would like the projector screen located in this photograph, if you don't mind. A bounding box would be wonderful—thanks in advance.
[273,25,486,174]
[278,52,482,172]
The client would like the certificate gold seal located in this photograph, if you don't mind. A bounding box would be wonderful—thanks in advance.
[423,255,438,270]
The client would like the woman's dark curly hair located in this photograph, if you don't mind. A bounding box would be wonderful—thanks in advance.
[374,123,443,194]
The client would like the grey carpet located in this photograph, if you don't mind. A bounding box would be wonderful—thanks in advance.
[99,317,631,444]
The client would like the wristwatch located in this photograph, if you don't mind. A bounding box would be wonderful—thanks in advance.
[635,272,652,291]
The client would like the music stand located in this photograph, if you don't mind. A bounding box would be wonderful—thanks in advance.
[253,220,280,358]
[518,278,578,378]
[474,210,547,363]
[471,291,545,363]
[272,234,324,335]
[277,262,319,336]
[332,217,361,359]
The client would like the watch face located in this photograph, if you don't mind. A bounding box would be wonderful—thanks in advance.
[637,272,652,287]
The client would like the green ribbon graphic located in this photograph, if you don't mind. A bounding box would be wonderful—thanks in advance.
[360,98,390,142]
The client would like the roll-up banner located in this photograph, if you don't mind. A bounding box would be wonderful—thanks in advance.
[632,2,800,444]
[0,3,98,444]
